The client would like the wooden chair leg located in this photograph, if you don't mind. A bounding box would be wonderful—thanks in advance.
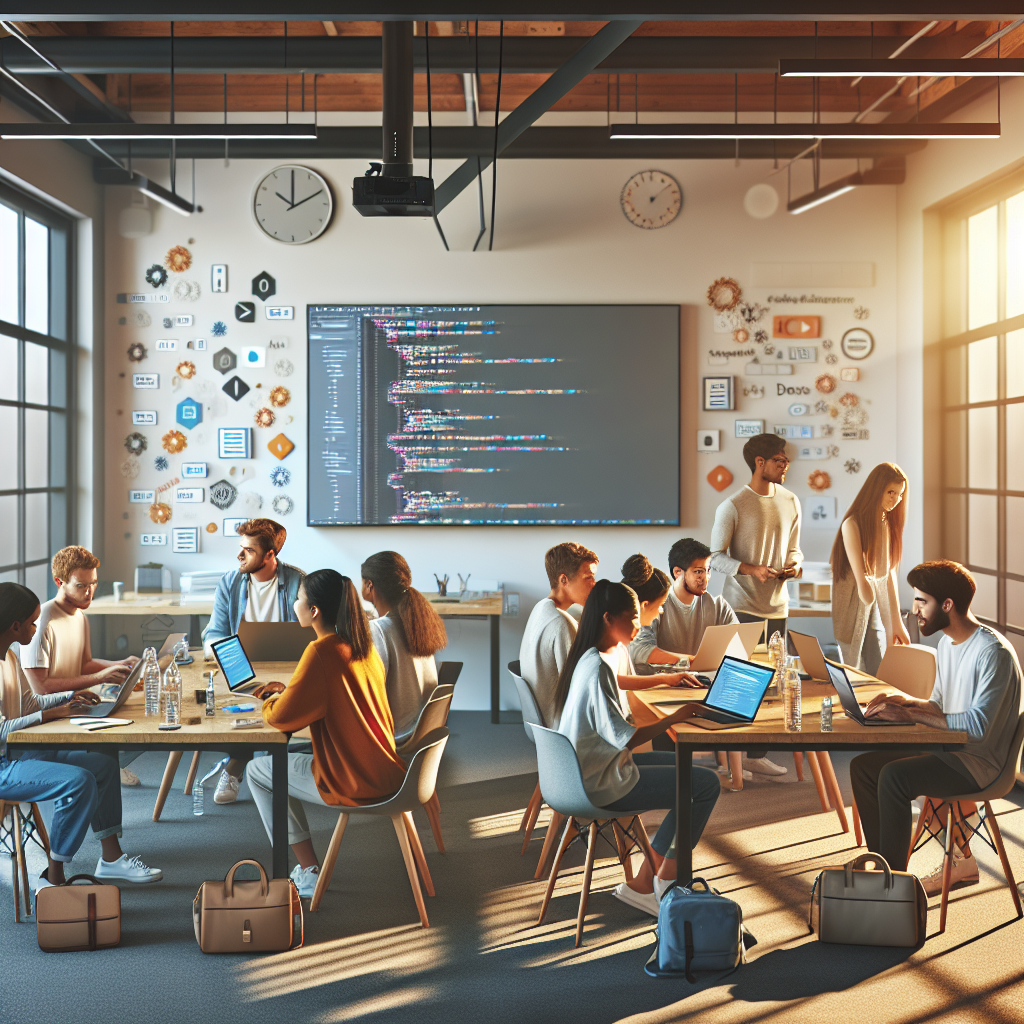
[984,800,1024,919]
[309,812,349,913]
[403,811,435,897]
[13,807,31,919]
[727,751,744,791]
[423,792,445,855]
[152,751,183,822]
[851,795,863,847]
[575,821,599,948]
[793,752,805,781]
[612,819,633,882]
[939,803,954,933]
[30,803,50,857]
[182,751,201,795]
[816,752,851,833]
[533,811,566,880]
[631,817,660,878]
[10,850,20,924]
[520,781,542,832]
[908,797,935,864]
[520,785,544,855]
[391,815,430,928]
[538,816,576,925]
[806,751,831,813]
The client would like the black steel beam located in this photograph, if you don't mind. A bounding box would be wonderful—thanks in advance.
[1,5,1020,21]
[84,125,927,162]
[0,32,996,76]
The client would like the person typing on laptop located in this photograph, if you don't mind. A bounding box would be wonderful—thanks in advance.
[2,584,162,886]
[850,561,1023,894]
[19,546,141,787]
[201,518,305,804]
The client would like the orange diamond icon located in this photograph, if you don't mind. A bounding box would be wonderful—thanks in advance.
[268,433,294,460]
[707,465,733,492]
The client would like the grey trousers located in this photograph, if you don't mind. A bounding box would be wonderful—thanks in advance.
[246,752,333,846]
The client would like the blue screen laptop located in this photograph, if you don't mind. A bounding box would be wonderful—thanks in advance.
[210,634,258,692]
[688,655,776,729]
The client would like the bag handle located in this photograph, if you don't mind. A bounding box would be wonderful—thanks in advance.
[63,874,105,887]
[224,859,269,898]
[844,853,894,890]
[661,876,714,901]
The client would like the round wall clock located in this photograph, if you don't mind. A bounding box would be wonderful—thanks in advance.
[252,165,334,244]
[841,327,874,360]
[620,169,682,229]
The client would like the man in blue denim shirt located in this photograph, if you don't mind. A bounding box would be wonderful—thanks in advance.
[201,518,304,803]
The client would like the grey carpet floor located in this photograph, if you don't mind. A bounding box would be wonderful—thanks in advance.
[2,711,1022,1024]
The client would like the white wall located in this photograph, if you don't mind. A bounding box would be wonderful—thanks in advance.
[101,149,902,709]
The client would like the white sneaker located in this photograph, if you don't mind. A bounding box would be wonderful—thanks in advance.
[94,854,162,883]
[742,757,788,776]
[34,870,56,892]
[120,767,141,786]
[653,875,674,901]
[213,771,241,805]
[717,766,753,782]
[290,864,320,899]
[612,882,660,918]
[920,845,979,897]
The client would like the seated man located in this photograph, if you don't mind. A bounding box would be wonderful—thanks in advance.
[3,583,162,886]
[631,538,783,778]
[852,560,1023,893]
[19,546,140,786]
[519,542,598,728]
[630,538,738,672]
[201,518,304,804]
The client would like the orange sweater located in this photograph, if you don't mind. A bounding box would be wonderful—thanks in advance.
[262,635,406,806]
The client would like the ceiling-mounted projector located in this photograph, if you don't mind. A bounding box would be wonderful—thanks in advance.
[353,165,434,217]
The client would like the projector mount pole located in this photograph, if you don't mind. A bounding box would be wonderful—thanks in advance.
[381,21,414,177]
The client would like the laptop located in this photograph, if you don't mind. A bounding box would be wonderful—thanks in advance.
[78,658,146,717]
[788,630,832,682]
[679,655,776,730]
[824,660,906,727]
[210,634,259,693]
[689,622,763,673]
[236,620,316,662]
[156,631,189,670]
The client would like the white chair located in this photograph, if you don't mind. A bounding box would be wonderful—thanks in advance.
[310,728,448,928]
[909,711,1024,933]
[396,691,454,852]
[532,725,660,948]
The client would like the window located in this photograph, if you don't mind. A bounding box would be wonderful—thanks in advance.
[937,172,1024,648]
[0,182,74,600]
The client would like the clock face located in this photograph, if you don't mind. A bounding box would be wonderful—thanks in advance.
[620,170,682,229]
[253,165,334,244]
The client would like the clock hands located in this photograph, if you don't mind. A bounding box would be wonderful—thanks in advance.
[649,184,675,203]
[287,189,324,211]
[274,182,323,212]
[274,191,294,207]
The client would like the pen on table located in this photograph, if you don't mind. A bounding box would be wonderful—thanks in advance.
[86,720,134,731]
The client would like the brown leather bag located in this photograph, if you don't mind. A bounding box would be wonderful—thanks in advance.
[809,852,928,947]
[36,874,121,952]
[193,859,303,953]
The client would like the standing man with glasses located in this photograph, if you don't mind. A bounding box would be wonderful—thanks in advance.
[708,433,802,779]
[630,538,739,673]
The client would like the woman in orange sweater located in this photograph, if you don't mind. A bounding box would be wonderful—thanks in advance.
[246,569,406,897]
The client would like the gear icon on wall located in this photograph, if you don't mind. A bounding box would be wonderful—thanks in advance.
[212,321,227,338]
[154,456,169,471]
[127,342,147,363]
[270,466,291,488]
[145,264,168,288]
[845,459,862,474]
[123,432,147,456]
[161,429,187,454]
[269,386,291,408]
[148,502,172,524]
[272,495,294,516]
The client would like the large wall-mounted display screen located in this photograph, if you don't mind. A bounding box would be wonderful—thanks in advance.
[307,304,680,525]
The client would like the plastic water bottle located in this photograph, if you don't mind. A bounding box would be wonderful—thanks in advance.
[783,656,802,732]
[162,660,181,724]
[767,630,785,699]
[143,647,160,716]
[205,671,216,717]
[820,696,833,732]
[192,778,204,816]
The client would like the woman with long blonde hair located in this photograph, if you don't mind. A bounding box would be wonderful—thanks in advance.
[830,462,912,673]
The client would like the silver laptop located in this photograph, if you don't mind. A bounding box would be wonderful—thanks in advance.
[788,630,831,682]
[236,620,316,662]
[825,661,906,727]
[79,659,146,718]
[655,655,776,730]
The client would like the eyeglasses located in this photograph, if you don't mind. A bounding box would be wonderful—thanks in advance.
[769,456,791,467]
[65,581,98,593]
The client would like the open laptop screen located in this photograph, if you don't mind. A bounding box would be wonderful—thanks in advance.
[211,634,257,692]
[704,656,776,721]
[825,660,865,721]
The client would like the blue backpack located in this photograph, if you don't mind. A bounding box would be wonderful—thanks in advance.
[645,878,757,981]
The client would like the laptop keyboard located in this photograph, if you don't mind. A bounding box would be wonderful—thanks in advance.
[694,707,741,724]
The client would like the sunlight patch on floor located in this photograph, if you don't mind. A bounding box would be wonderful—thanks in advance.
[467,805,553,839]
[315,985,435,1022]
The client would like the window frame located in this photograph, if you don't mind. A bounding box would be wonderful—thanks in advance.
[0,179,76,598]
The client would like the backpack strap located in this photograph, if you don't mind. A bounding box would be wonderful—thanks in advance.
[683,920,697,984]
[87,893,97,951]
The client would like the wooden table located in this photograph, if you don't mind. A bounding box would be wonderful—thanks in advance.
[630,675,970,884]
[7,660,294,878]
[425,593,504,723]
[86,593,215,657]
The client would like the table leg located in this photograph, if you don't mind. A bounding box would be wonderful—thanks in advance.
[271,747,289,878]
[676,743,693,886]
[490,614,500,725]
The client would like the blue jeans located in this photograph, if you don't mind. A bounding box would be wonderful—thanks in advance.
[0,756,99,862]
[605,752,720,859]
[14,749,123,845]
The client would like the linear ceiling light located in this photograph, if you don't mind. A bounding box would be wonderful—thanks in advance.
[0,122,317,140]
[788,177,859,215]
[780,58,1024,78]
[609,123,1000,141]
